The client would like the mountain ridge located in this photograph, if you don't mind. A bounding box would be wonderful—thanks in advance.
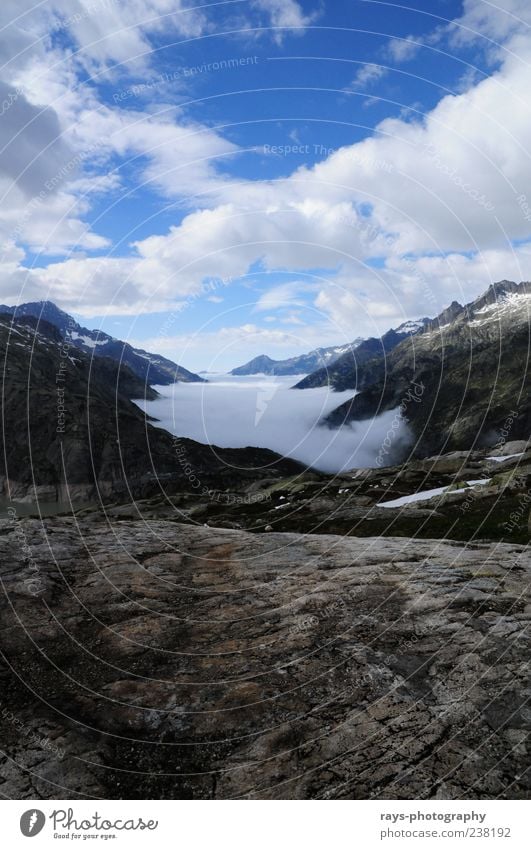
[324,279,531,458]
[230,340,363,376]
[0,300,204,387]
[0,313,306,503]
[293,318,430,391]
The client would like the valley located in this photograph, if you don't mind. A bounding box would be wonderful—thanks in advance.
[0,282,529,802]
[1,0,530,821]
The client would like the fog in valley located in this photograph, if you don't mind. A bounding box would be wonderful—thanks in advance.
[136,374,412,473]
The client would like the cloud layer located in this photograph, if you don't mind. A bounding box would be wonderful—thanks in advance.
[137,374,411,472]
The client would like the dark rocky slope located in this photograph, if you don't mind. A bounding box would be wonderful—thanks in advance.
[324,281,531,457]
[0,300,204,386]
[0,518,528,799]
[87,443,531,546]
[294,320,428,391]
[0,316,304,502]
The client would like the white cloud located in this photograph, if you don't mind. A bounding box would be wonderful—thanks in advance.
[46,0,208,72]
[254,280,315,311]
[0,0,240,260]
[446,0,531,51]
[131,320,355,372]
[105,11,531,321]
[105,29,531,316]
[347,62,388,89]
[279,312,305,325]
[386,36,421,63]
[251,0,318,43]
[69,103,238,199]
[312,244,531,336]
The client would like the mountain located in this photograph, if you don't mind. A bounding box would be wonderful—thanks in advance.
[293,318,429,390]
[422,279,531,332]
[230,340,363,376]
[0,300,204,386]
[324,280,531,457]
[0,313,305,503]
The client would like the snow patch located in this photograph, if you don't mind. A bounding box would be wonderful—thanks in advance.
[378,479,490,509]
[70,331,107,348]
[486,453,524,463]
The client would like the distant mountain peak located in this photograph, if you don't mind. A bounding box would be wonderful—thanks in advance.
[422,280,531,333]
[424,300,464,332]
[230,340,363,376]
[394,317,431,335]
[294,321,428,391]
[468,279,531,313]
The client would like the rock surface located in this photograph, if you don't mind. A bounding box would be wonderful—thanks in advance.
[0,518,529,799]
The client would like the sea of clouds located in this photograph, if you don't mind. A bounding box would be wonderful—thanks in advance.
[135,374,412,473]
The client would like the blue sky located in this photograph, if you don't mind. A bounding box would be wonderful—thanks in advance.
[1,1,531,371]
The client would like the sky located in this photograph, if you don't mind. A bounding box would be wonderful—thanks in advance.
[1,0,531,372]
